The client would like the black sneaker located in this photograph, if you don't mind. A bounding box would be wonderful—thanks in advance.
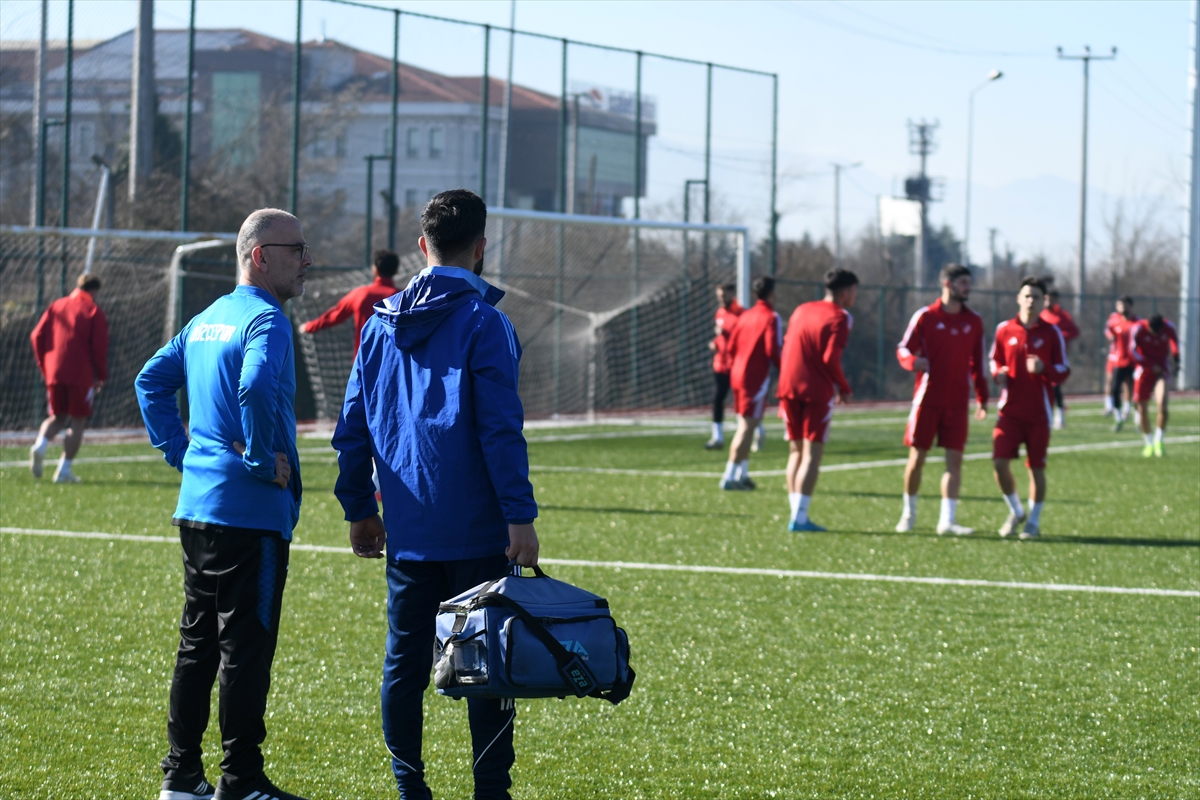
[159,774,216,800]
[213,777,308,800]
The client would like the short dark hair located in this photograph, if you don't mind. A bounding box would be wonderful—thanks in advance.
[1046,288,1060,300]
[421,189,487,260]
[1119,295,1134,306]
[824,268,859,292]
[1148,313,1164,333]
[940,263,971,283]
[373,249,400,278]
[719,282,736,294]
[1019,276,1047,295]
[752,276,776,301]
[76,273,101,292]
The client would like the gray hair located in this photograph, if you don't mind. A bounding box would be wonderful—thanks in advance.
[236,208,298,267]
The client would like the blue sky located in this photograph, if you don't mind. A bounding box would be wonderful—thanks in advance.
[2,0,1193,267]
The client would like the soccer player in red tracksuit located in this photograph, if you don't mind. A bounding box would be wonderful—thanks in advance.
[720,276,782,491]
[895,264,989,536]
[1130,313,1180,458]
[989,277,1070,539]
[706,283,744,449]
[1103,308,1122,416]
[777,268,858,531]
[300,249,400,356]
[1039,288,1079,430]
[28,272,109,483]
[1106,296,1139,431]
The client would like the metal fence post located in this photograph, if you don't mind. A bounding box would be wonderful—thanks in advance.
[59,0,73,296]
[289,0,302,215]
[179,0,195,232]
[480,25,490,201]
[631,51,643,404]
[387,10,399,249]
[876,286,886,398]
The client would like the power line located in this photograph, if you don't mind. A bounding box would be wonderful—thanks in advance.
[1093,79,1184,139]
[1123,53,1188,115]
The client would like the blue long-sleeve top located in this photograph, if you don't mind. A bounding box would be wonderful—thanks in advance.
[136,284,302,536]
[332,266,537,561]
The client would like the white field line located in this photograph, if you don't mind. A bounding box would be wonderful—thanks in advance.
[2,526,1195,598]
[4,435,1197,474]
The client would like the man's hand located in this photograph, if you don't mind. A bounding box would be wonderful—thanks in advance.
[231,441,290,489]
[299,322,312,334]
[994,367,1008,388]
[350,514,386,559]
[1026,355,1044,375]
[974,402,988,421]
[913,357,930,372]
[708,340,718,352]
[835,388,852,405]
[94,380,105,395]
[505,523,540,566]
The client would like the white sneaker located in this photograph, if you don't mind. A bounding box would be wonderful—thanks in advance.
[999,513,1025,537]
[937,521,975,536]
[704,437,724,450]
[30,445,45,478]
[52,469,82,484]
[1018,522,1040,540]
[894,515,915,533]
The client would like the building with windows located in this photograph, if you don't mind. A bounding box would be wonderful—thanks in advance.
[0,28,655,225]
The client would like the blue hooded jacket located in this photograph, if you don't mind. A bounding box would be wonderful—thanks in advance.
[332,266,537,561]
[136,285,302,536]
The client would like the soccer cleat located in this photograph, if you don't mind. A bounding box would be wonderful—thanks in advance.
[936,522,975,536]
[1112,418,1124,433]
[739,476,756,491]
[1018,522,1040,540]
[720,478,748,491]
[29,445,45,478]
[52,469,81,484]
[213,777,308,800]
[1142,444,1154,458]
[998,513,1025,537]
[1153,440,1164,458]
[704,437,724,450]
[894,515,915,533]
[159,774,216,800]
[1102,407,1113,417]
[789,519,826,532]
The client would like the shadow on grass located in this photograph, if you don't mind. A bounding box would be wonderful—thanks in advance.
[815,527,1200,548]
[821,489,1094,505]
[541,504,751,519]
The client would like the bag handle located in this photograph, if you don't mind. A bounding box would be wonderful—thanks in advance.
[508,560,547,578]
[476,590,598,698]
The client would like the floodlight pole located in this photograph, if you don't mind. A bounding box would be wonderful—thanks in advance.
[1058,45,1116,316]
[964,69,1002,269]
[831,161,860,264]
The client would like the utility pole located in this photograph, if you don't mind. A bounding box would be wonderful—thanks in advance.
[831,161,860,264]
[988,227,999,286]
[30,0,48,226]
[1058,45,1117,317]
[964,69,1002,269]
[129,0,155,202]
[905,119,939,288]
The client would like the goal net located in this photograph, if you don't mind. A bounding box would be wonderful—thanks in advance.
[293,209,749,421]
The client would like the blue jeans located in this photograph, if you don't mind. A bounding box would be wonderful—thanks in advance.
[383,554,514,800]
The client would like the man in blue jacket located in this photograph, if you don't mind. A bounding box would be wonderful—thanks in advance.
[333,189,539,800]
[136,208,310,800]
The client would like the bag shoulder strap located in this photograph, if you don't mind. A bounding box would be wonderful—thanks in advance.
[476,590,599,698]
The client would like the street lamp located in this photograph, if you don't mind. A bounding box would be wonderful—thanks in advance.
[964,68,1002,272]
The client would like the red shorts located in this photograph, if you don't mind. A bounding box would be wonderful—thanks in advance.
[46,383,94,418]
[992,414,1050,468]
[1133,365,1166,402]
[779,396,834,443]
[904,402,968,452]
[733,377,771,419]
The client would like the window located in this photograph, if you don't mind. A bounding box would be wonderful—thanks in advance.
[405,189,418,208]
[211,71,262,170]
[335,133,347,158]
[406,127,420,159]
[429,127,444,159]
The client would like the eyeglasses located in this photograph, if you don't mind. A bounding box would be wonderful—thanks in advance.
[259,242,311,260]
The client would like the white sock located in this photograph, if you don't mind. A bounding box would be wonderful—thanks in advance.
[1028,501,1044,527]
[1004,492,1025,518]
[32,435,48,453]
[1143,432,1154,446]
[1155,427,1164,443]
[711,422,723,441]
[1104,396,1113,411]
[788,492,800,519]
[796,494,812,525]
[735,459,749,481]
[57,456,72,473]
[721,461,738,482]
[1122,401,1131,416]
[902,493,917,519]
[939,497,957,525]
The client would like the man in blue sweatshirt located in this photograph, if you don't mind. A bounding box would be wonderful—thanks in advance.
[136,208,310,800]
[332,189,539,800]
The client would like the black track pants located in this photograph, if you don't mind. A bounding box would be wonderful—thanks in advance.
[161,525,289,789]
[713,371,732,424]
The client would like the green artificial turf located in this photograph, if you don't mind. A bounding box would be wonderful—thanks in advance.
[1,400,1197,798]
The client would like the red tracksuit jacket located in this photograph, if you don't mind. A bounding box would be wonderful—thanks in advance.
[30,288,109,386]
